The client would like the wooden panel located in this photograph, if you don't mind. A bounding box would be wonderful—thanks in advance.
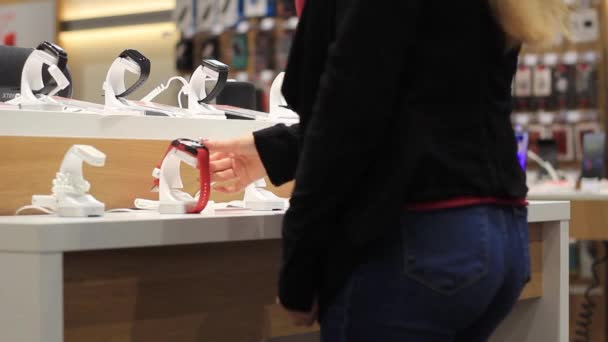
[64,240,282,342]
[67,314,209,342]
[520,271,543,300]
[520,223,543,300]
[0,137,293,216]
[263,304,319,339]
[529,223,543,242]
[570,200,608,240]
[529,240,543,274]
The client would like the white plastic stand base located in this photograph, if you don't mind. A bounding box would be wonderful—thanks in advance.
[244,185,286,211]
[159,201,197,214]
[245,199,286,211]
[56,194,105,217]
[56,205,105,217]
[16,101,65,112]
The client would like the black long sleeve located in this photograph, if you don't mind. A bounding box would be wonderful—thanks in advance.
[253,123,301,186]
[258,0,528,313]
[278,0,422,311]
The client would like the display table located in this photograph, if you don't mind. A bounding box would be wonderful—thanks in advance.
[528,192,608,239]
[0,110,570,341]
[0,201,569,342]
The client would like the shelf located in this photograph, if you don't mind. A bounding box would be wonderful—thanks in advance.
[0,201,567,253]
[0,109,278,140]
[0,211,284,253]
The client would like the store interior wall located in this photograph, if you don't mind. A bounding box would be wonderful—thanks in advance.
[59,0,174,20]
[58,0,181,105]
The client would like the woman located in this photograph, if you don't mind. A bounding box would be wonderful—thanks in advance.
[206,0,568,341]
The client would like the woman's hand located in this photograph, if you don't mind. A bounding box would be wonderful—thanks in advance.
[204,135,267,193]
[277,297,318,327]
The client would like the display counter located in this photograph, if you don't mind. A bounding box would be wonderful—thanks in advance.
[1,110,569,341]
[0,201,569,342]
[0,109,276,140]
[528,192,608,239]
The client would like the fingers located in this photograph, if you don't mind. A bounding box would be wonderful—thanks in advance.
[277,297,317,327]
[205,134,255,155]
[210,158,233,172]
[290,312,316,327]
[210,152,231,161]
[212,169,237,182]
[213,181,247,193]
[205,139,240,154]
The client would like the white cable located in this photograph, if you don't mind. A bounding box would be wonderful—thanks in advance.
[527,150,560,181]
[141,76,189,103]
[178,89,184,108]
[106,208,147,213]
[134,198,160,210]
[16,205,55,215]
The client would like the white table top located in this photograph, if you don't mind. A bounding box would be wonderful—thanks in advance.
[0,201,569,253]
[0,210,285,253]
[528,192,608,201]
[0,109,277,140]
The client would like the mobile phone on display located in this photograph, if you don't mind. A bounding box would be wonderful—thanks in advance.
[581,132,606,179]
[515,129,529,171]
[232,33,249,70]
[537,139,559,179]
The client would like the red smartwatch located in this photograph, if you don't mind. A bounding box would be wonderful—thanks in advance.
[153,138,211,214]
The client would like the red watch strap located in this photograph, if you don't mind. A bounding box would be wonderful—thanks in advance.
[188,148,211,213]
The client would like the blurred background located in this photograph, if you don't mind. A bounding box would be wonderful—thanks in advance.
[0,0,297,110]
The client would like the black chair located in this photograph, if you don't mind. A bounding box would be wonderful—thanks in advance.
[216,81,258,110]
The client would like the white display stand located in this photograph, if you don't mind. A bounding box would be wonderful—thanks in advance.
[0,201,569,342]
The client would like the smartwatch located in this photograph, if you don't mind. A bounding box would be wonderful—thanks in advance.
[117,49,151,97]
[153,138,211,214]
[37,41,67,70]
[199,59,229,104]
[35,41,70,96]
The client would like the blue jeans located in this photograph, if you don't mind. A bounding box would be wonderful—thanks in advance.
[321,205,530,342]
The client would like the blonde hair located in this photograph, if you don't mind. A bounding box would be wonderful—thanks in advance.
[489,0,570,47]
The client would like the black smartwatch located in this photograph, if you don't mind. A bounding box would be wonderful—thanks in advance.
[35,41,70,96]
[199,59,229,104]
[36,41,67,70]
[117,49,151,97]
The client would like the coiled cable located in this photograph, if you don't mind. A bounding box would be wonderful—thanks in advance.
[574,241,608,342]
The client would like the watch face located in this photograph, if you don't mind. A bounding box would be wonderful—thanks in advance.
[116,49,150,97]
[203,59,229,72]
[174,138,206,155]
[37,41,68,69]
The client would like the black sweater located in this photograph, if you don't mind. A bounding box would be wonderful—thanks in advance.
[253,0,528,313]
